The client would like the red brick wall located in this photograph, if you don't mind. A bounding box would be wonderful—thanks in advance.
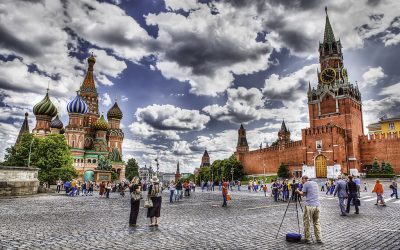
[360,133,400,174]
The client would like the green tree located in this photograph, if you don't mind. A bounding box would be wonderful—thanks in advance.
[382,162,394,174]
[125,158,140,181]
[4,133,73,183]
[49,166,78,183]
[277,163,290,178]
[371,159,380,173]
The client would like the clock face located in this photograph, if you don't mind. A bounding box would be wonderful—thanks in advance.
[341,67,348,81]
[320,68,336,84]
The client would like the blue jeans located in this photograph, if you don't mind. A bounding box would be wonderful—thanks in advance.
[273,191,278,202]
[222,194,227,207]
[238,186,241,191]
[175,190,181,201]
[391,189,398,199]
[170,190,174,203]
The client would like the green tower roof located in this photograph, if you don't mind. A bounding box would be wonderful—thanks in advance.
[323,7,336,44]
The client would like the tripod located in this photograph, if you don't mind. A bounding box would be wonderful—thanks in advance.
[275,193,314,243]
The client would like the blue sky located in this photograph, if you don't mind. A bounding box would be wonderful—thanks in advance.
[1,0,399,173]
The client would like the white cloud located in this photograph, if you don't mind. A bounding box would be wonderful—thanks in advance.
[172,141,192,155]
[121,95,129,102]
[91,49,127,78]
[101,93,112,107]
[380,82,400,98]
[203,87,265,123]
[359,66,386,89]
[129,122,180,140]
[135,104,210,131]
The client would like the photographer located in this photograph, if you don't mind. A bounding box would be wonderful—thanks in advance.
[296,176,322,244]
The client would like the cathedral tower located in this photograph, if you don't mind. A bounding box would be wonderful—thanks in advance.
[107,99,124,156]
[236,124,249,153]
[308,7,364,171]
[200,149,210,167]
[65,92,88,150]
[32,89,58,136]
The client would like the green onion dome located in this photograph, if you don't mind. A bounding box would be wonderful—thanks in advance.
[107,101,123,120]
[33,91,57,117]
[87,55,96,64]
[50,115,63,129]
[92,114,109,131]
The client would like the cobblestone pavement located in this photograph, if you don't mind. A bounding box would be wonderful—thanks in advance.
[0,182,399,250]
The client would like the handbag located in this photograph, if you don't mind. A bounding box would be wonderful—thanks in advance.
[226,194,231,201]
[144,198,153,208]
[131,191,142,201]
[355,198,361,206]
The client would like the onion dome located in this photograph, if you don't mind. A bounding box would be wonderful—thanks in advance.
[50,115,63,129]
[67,92,89,114]
[87,54,96,64]
[92,114,109,131]
[107,101,123,120]
[33,90,58,117]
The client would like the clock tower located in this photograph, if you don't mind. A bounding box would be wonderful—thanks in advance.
[308,7,364,171]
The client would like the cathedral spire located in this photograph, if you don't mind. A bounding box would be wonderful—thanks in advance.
[80,54,97,94]
[280,120,288,132]
[323,6,336,44]
[15,112,29,145]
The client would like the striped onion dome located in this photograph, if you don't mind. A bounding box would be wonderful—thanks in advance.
[67,92,89,114]
[50,115,63,129]
[92,114,109,131]
[33,91,58,117]
[107,101,123,120]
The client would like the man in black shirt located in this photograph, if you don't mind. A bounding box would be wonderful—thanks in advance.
[346,176,359,214]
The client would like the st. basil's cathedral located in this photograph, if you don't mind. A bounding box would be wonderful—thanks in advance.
[16,55,125,181]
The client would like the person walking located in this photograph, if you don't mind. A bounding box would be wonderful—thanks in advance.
[222,178,229,207]
[296,176,323,244]
[147,176,162,227]
[325,180,331,195]
[105,182,112,198]
[56,178,62,193]
[272,180,279,202]
[346,176,359,214]
[175,180,182,202]
[169,181,175,203]
[237,180,241,191]
[390,179,398,199]
[333,175,348,216]
[99,181,106,198]
[320,180,325,192]
[262,184,268,197]
[364,181,368,192]
[88,182,94,196]
[372,179,386,206]
[129,177,142,227]
[81,181,87,196]
[282,180,289,202]
[291,179,298,201]
[354,176,361,198]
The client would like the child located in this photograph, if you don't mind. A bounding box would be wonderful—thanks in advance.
[263,184,268,197]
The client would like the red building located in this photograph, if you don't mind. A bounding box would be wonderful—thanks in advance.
[235,8,400,178]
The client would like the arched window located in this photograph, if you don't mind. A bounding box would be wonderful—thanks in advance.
[93,159,96,164]
[88,159,92,163]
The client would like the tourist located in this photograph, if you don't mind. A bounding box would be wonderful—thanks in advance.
[168,181,175,203]
[390,179,398,199]
[346,176,360,214]
[76,181,81,196]
[184,181,191,197]
[325,180,330,195]
[175,180,183,202]
[271,180,278,202]
[372,179,386,206]
[56,178,62,193]
[88,182,94,196]
[364,181,368,192]
[329,179,336,195]
[291,179,298,201]
[147,176,162,227]
[282,180,289,202]
[64,180,71,194]
[354,176,361,198]
[69,179,77,196]
[222,178,229,207]
[320,180,325,192]
[262,184,268,197]
[333,175,347,216]
[192,182,196,192]
[81,181,87,196]
[105,182,112,198]
[248,182,251,192]
[296,176,322,244]
[237,180,241,191]
[99,181,106,198]
[129,177,141,227]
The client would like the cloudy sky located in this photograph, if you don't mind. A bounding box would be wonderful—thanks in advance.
[1,0,399,173]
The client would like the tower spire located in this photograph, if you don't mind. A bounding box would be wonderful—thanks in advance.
[323,6,336,44]
[15,112,30,145]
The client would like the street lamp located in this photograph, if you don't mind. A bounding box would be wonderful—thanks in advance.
[230,167,234,182]
[28,139,34,167]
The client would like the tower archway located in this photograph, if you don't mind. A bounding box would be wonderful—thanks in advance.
[315,155,327,178]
